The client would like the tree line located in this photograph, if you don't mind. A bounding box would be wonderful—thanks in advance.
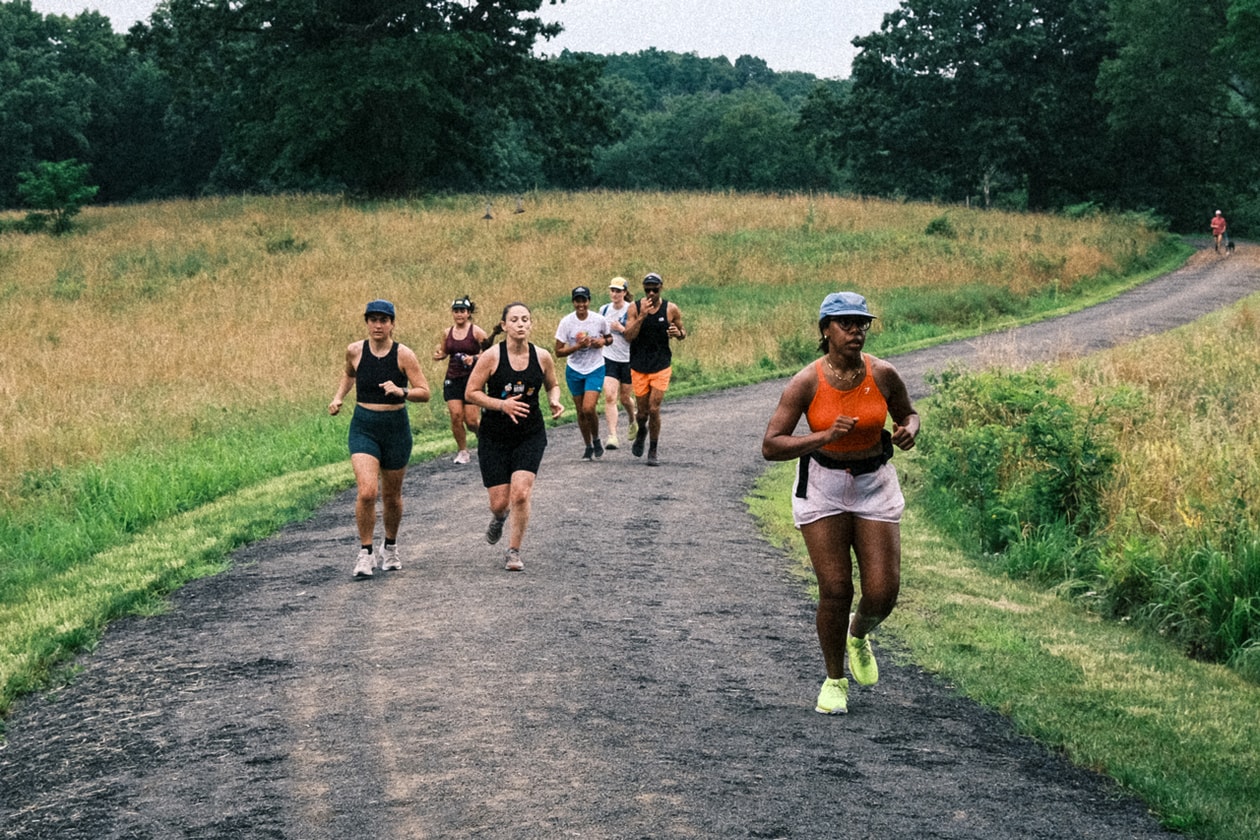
[2,0,1256,233]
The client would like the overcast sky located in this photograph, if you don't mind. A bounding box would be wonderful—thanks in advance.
[29,0,899,79]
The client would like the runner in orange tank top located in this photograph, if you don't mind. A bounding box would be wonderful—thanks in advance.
[761,292,919,715]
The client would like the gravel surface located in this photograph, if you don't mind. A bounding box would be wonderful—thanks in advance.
[2,241,1256,839]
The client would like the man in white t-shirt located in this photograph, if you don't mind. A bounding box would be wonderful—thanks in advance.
[555,286,612,459]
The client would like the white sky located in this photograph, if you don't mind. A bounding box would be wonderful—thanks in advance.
[29,0,899,79]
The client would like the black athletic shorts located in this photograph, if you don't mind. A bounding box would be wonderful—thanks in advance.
[477,430,548,488]
[348,405,413,470]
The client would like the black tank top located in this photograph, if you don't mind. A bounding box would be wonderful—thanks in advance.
[355,340,406,404]
[629,298,672,374]
[479,343,545,441]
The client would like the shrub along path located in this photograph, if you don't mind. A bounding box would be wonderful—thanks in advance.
[2,241,1257,839]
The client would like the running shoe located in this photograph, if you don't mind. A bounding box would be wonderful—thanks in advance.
[453,450,471,465]
[646,446,659,466]
[631,429,647,457]
[486,514,507,545]
[628,421,638,439]
[582,445,594,461]
[847,618,880,686]
[380,544,401,571]
[815,677,848,714]
[593,438,604,459]
[504,547,524,572]
[606,435,620,450]
[352,548,374,578]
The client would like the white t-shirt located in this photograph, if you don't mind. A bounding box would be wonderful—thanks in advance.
[555,311,611,375]
[600,301,632,363]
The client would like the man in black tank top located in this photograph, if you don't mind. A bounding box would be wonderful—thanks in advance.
[623,272,687,466]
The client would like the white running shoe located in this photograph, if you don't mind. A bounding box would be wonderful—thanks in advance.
[380,544,402,571]
[353,548,374,578]
[453,450,471,465]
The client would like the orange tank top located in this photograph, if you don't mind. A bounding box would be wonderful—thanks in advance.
[806,355,888,455]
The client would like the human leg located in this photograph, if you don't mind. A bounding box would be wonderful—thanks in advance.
[619,380,636,426]
[578,390,602,455]
[602,376,621,442]
[850,518,903,634]
[506,470,536,550]
[350,453,382,547]
[379,466,406,542]
[446,399,468,451]
[800,514,857,679]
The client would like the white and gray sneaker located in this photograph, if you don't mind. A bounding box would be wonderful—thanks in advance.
[353,548,374,578]
[380,544,402,571]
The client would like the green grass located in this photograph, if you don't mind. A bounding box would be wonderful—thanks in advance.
[748,458,1260,840]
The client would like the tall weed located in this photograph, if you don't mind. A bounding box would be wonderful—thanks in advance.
[921,301,1260,676]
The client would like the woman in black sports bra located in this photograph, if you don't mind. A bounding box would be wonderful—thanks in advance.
[328,299,430,579]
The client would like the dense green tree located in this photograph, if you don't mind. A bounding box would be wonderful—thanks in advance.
[132,0,591,195]
[841,0,1116,209]
[17,158,99,233]
[0,2,94,206]
[1099,0,1259,229]
[594,87,835,191]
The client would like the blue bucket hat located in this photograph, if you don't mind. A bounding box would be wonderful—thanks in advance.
[364,299,396,319]
[819,292,876,321]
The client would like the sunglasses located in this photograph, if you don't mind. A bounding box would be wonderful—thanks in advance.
[830,318,872,333]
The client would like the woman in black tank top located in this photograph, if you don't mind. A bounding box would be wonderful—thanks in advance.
[328,299,431,579]
[463,302,566,572]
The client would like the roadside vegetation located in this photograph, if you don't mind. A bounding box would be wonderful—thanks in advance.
[0,190,1210,801]
[749,294,1260,840]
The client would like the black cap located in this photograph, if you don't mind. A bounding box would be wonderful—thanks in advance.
[571,286,591,300]
[642,272,662,287]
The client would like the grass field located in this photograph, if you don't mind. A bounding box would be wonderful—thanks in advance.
[9,192,1248,835]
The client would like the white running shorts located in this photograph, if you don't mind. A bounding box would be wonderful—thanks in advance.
[792,460,905,527]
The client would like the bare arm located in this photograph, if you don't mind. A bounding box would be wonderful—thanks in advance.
[665,302,686,340]
[622,300,649,341]
[383,344,431,404]
[537,349,567,420]
[871,359,920,450]
[328,342,360,415]
[463,346,499,411]
[761,366,853,461]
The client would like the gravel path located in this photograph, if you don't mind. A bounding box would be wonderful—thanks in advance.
[2,241,1256,839]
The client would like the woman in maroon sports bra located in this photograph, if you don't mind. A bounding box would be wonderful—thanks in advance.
[761,292,919,716]
[432,296,491,464]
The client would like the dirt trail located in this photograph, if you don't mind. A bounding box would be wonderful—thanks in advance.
[2,242,1257,839]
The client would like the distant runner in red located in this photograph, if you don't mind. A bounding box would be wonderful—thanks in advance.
[1211,210,1228,253]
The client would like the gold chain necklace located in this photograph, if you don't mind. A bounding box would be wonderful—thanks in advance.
[824,355,864,384]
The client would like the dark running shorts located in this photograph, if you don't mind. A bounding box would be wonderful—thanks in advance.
[348,404,413,470]
[477,430,548,488]
[604,358,632,384]
[444,376,471,402]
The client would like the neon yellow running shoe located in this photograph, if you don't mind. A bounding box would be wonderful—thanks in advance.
[815,677,848,714]
[847,629,880,686]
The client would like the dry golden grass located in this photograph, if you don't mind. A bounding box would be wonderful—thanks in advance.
[0,191,1162,500]
[1066,302,1260,537]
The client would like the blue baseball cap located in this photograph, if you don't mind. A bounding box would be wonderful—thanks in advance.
[819,292,876,321]
[364,299,396,319]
